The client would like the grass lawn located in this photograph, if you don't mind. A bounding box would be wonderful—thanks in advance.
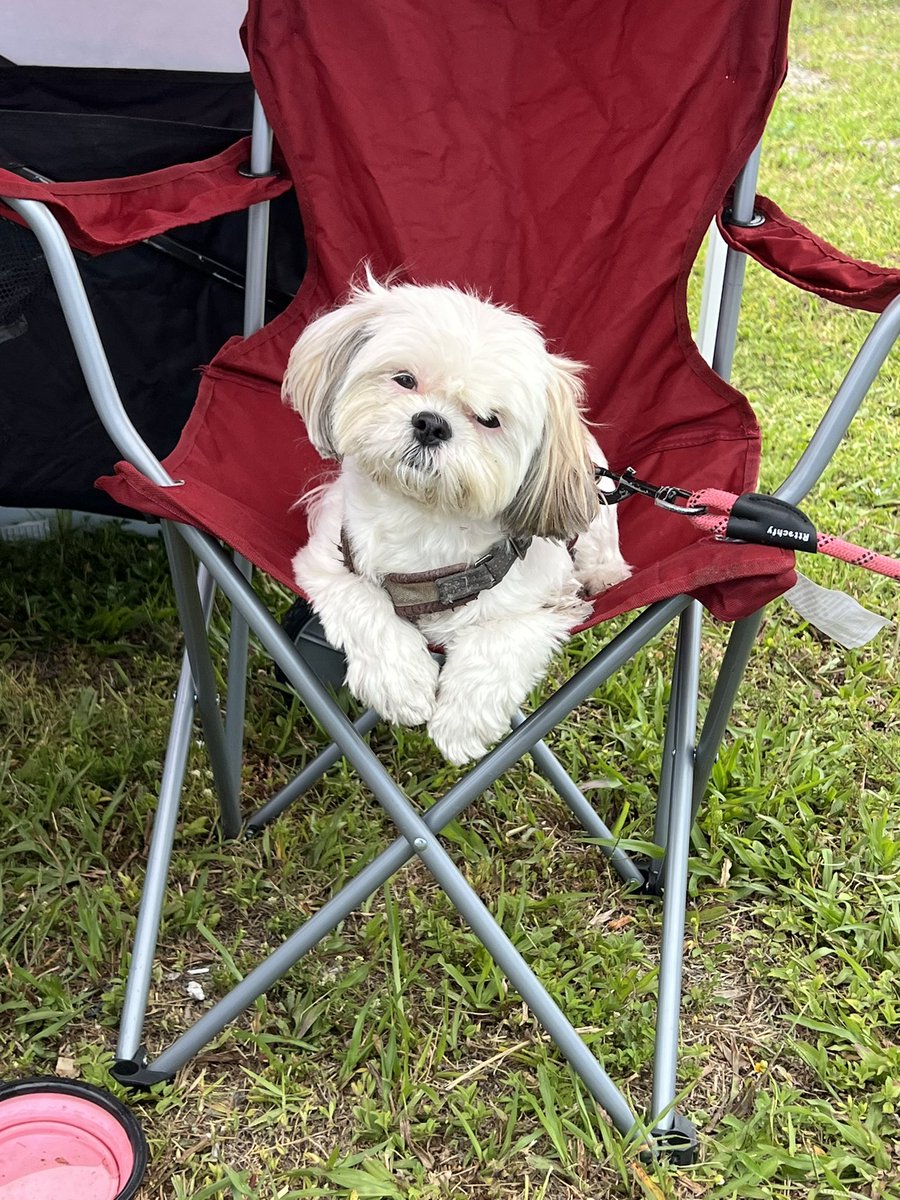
[1,2,898,1197]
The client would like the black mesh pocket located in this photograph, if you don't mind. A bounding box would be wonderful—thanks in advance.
[0,220,50,341]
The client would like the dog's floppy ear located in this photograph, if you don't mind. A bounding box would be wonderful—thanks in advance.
[282,302,374,459]
[502,356,600,541]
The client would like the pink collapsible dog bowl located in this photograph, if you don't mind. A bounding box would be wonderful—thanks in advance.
[0,1078,147,1200]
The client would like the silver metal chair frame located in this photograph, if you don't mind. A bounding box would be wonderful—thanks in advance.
[5,100,898,1164]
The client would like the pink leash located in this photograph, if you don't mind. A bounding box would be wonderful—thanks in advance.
[687,488,900,581]
[595,467,900,582]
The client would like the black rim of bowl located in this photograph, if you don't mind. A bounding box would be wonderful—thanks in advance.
[0,1076,149,1200]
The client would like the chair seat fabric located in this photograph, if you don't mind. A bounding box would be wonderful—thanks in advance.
[100,361,795,627]
[99,0,797,625]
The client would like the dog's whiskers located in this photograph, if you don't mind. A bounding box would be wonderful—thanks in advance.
[400,444,439,473]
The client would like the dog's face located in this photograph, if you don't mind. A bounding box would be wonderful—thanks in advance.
[282,278,599,540]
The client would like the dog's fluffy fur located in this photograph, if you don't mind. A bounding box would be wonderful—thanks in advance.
[283,276,631,764]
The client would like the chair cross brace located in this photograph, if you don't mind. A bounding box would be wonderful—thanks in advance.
[112,520,699,1156]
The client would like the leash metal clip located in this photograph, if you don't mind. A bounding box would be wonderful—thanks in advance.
[594,466,708,516]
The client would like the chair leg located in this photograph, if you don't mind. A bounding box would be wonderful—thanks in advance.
[692,609,763,821]
[643,603,695,895]
[221,95,272,798]
[163,523,242,838]
[115,565,215,1066]
[419,816,645,1137]
[512,712,646,887]
[245,707,381,834]
[648,705,678,891]
[224,553,253,798]
[649,601,702,1159]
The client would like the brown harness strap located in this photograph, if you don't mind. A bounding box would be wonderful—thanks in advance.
[339,528,532,619]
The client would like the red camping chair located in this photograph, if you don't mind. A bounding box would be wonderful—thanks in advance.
[3,0,898,1163]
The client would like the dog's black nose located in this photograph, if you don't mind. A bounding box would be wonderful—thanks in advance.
[411,411,452,447]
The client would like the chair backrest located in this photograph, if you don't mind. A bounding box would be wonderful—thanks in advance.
[101,0,796,618]
[230,0,788,478]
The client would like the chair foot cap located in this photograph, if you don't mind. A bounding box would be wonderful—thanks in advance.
[111,1051,175,1091]
[651,1113,699,1165]
[631,856,666,897]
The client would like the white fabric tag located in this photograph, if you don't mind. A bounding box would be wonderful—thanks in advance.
[782,571,891,649]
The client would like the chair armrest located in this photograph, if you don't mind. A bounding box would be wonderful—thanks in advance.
[717,194,900,314]
[3,194,179,485]
[0,137,290,256]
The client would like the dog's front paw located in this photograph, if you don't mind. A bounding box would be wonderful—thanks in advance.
[576,555,632,597]
[346,649,439,727]
[427,708,490,766]
[427,701,512,766]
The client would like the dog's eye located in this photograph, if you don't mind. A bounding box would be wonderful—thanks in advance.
[392,372,417,390]
[475,413,501,429]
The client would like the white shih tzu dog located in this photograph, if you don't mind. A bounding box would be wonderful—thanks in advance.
[283,276,631,765]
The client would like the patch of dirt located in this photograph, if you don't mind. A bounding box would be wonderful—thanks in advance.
[783,62,832,93]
